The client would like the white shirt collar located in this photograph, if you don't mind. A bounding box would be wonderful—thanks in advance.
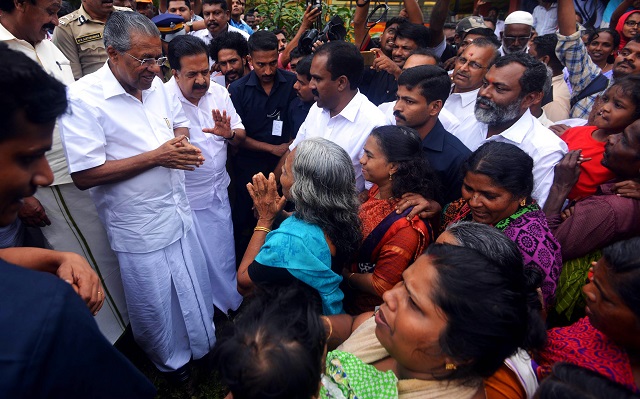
[101,60,157,100]
[451,87,480,107]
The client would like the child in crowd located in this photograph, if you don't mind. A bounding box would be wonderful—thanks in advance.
[560,75,640,200]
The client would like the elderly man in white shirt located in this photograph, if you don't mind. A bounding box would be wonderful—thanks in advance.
[443,38,500,124]
[190,0,249,45]
[165,35,246,316]
[60,12,215,380]
[288,41,386,192]
[454,52,567,208]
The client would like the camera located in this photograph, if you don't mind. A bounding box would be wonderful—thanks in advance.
[297,15,347,55]
[306,0,321,12]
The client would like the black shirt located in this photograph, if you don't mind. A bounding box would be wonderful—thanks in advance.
[288,97,313,138]
[359,68,398,106]
[421,119,471,204]
[228,68,297,163]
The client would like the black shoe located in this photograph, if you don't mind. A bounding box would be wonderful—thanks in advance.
[163,363,192,386]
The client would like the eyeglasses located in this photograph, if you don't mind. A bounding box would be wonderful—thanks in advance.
[456,56,485,70]
[624,20,640,28]
[124,52,167,67]
[503,35,532,43]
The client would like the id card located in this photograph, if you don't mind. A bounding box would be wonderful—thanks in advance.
[272,119,283,136]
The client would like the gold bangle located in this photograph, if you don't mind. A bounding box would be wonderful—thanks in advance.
[254,226,271,233]
[321,316,333,339]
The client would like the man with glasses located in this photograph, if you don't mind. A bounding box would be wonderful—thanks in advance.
[60,12,217,383]
[443,37,500,122]
[499,11,534,55]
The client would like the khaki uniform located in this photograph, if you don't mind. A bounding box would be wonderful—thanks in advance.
[52,6,130,80]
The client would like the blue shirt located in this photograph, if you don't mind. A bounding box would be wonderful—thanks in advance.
[421,119,471,204]
[288,97,313,137]
[229,18,254,35]
[228,68,297,163]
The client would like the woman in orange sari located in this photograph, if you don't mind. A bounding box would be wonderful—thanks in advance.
[342,126,439,314]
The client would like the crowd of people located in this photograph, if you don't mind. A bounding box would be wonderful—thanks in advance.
[0,0,639,397]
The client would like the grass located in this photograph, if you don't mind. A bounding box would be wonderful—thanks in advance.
[115,316,233,399]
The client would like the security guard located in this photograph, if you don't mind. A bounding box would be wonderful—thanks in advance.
[152,13,186,82]
[53,0,130,80]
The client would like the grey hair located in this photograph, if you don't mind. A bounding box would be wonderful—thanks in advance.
[444,221,523,270]
[104,11,160,52]
[290,138,362,268]
[542,66,553,101]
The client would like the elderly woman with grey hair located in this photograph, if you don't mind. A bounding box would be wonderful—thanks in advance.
[237,138,362,315]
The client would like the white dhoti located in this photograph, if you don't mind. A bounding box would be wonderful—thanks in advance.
[34,183,128,343]
[192,189,242,314]
[116,227,215,372]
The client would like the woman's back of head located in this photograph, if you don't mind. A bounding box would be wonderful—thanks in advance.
[369,125,441,202]
[425,243,546,381]
[291,138,362,267]
[535,363,640,399]
[462,141,534,200]
[212,287,326,399]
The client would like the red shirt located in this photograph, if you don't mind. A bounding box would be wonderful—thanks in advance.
[561,126,615,200]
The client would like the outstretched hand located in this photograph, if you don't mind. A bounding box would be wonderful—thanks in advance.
[202,109,233,139]
[247,172,286,224]
[612,179,640,199]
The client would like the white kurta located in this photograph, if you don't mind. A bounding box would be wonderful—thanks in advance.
[0,23,127,343]
[60,63,215,371]
[165,78,243,313]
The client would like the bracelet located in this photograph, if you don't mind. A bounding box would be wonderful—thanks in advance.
[254,226,271,233]
[321,316,333,339]
[226,130,236,141]
[347,272,355,289]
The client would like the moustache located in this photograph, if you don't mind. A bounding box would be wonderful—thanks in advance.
[43,23,56,31]
[192,83,208,91]
[312,88,319,97]
[393,110,406,121]
[617,60,635,69]
[476,96,498,110]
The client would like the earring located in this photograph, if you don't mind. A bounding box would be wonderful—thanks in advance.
[445,363,457,370]
[389,173,393,181]
[520,198,526,207]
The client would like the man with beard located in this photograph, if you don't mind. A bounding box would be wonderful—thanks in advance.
[53,0,129,79]
[545,120,640,261]
[60,12,217,381]
[394,65,471,204]
[229,0,253,35]
[499,11,534,55]
[443,37,500,122]
[453,52,567,207]
[210,31,250,87]
[191,0,248,46]
[557,0,640,119]
[165,35,245,319]
[228,30,296,263]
